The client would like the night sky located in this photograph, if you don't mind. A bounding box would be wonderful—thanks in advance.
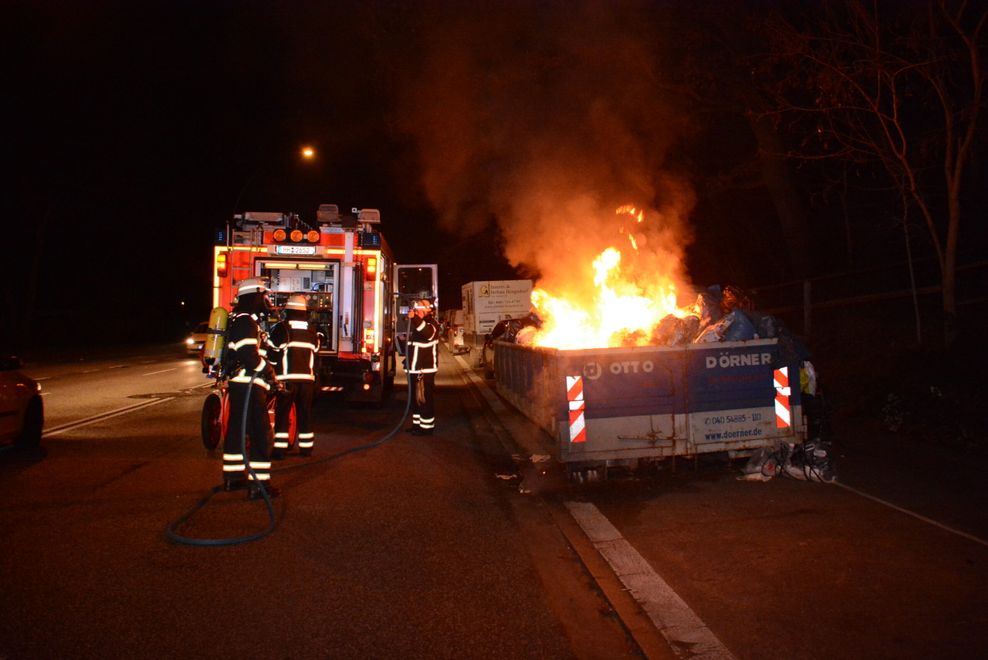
[6,0,986,348]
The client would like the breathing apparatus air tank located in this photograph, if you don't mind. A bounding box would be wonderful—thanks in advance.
[202,306,229,371]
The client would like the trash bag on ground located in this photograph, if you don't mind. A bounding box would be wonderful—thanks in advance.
[739,441,837,483]
[787,439,837,482]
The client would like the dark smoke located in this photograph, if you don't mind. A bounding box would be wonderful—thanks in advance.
[396,1,696,295]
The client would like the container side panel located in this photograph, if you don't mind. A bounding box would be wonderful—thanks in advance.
[686,341,802,411]
[553,347,687,420]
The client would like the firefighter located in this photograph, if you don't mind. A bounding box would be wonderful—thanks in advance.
[406,299,440,435]
[267,294,319,459]
[223,278,281,499]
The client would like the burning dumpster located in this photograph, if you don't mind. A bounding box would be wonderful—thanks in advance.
[494,338,804,471]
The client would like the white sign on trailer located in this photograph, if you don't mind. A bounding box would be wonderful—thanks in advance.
[461,280,533,335]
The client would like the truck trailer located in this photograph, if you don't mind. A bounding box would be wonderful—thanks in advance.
[461,280,532,345]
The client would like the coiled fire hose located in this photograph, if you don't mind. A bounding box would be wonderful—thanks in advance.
[166,370,413,547]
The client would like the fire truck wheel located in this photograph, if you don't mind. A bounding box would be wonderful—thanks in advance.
[201,393,223,452]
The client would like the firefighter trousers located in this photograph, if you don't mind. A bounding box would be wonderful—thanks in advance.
[223,382,272,483]
[411,372,436,432]
[274,380,315,451]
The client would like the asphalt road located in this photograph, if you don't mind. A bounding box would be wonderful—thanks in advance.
[1,344,985,659]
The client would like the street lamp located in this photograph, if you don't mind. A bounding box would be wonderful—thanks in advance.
[232,145,318,215]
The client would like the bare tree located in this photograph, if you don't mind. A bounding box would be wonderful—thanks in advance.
[756,0,986,345]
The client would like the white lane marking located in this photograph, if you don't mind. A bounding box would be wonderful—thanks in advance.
[109,364,127,369]
[142,367,177,376]
[43,397,175,437]
[833,481,988,548]
[81,369,100,374]
[566,501,736,660]
[35,377,51,382]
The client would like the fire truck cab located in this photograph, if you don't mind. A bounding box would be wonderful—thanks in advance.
[213,204,411,403]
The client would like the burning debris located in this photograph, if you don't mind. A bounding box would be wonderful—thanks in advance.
[491,206,800,354]
[522,282,796,351]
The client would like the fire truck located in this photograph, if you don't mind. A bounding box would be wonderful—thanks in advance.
[212,204,437,404]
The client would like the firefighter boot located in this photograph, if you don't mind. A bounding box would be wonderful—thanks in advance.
[247,482,280,500]
[299,448,312,458]
[223,478,247,492]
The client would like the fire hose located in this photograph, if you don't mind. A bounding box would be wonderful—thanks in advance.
[165,370,413,547]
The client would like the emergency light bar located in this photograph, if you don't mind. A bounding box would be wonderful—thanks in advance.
[272,228,321,243]
[317,204,339,223]
[240,211,285,223]
[357,209,381,224]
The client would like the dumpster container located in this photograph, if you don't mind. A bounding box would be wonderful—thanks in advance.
[494,338,804,472]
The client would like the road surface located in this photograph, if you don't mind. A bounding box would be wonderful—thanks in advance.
[1,344,985,659]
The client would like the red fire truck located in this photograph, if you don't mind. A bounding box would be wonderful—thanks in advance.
[212,204,437,404]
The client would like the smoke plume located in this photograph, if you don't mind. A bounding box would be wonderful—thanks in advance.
[396,1,696,296]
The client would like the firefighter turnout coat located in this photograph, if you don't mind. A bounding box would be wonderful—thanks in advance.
[407,315,439,374]
[223,311,276,483]
[267,318,320,452]
[408,314,439,434]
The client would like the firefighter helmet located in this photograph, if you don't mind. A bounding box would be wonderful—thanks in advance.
[285,295,307,311]
[237,278,268,298]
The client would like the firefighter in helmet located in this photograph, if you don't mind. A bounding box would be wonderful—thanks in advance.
[223,278,281,499]
[406,298,440,435]
[267,294,320,458]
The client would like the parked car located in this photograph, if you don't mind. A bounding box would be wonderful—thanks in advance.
[184,322,210,355]
[0,355,43,449]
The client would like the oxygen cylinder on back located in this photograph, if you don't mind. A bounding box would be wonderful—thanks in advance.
[202,306,229,369]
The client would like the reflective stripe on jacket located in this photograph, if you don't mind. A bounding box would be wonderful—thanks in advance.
[268,319,319,381]
[408,316,439,374]
[228,312,271,389]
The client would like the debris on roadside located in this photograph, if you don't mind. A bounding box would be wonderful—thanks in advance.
[739,440,837,483]
[516,454,565,494]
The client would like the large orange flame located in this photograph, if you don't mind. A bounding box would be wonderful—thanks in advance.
[529,205,691,350]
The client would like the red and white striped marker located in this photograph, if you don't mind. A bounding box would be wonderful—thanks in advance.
[566,375,587,443]
[774,366,791,428]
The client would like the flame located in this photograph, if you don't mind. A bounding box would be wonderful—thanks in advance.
[529,205,690,350]
[615,205,644,223]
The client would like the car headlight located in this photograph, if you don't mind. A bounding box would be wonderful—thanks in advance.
[185,337,194,345]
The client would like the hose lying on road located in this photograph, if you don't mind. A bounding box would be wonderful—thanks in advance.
[165,372,413,547]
